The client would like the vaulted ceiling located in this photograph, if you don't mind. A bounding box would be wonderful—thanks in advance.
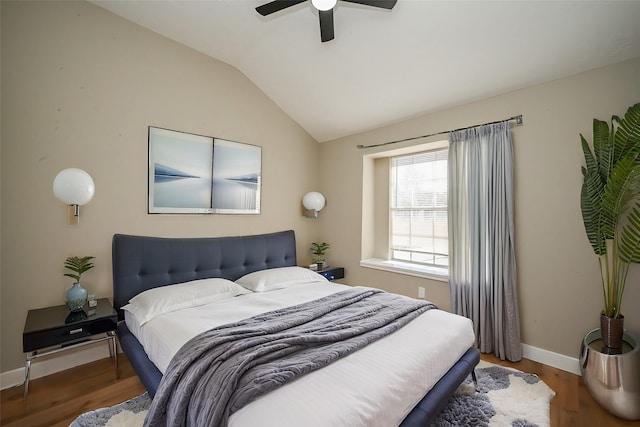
[91,0,640,142]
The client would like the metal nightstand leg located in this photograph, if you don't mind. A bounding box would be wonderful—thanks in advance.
[108,331,119,378]
[23,355,33,398]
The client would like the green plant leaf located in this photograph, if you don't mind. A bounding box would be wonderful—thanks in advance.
[310,242,330,255]
[614,102,640,158]
[619,205,640,263]
[601,154,639,237]
[64,272,81,282]
[580,136,606,255]
[63,255,95,281]
[581,181,605,255]
[592,119,613,183]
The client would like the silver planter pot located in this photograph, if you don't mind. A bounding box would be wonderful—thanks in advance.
[580,329,640,420]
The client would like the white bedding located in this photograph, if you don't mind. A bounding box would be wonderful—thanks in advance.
[125,281,475,427]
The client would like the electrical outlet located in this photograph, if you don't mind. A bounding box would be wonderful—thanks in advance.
[418,286,425,299]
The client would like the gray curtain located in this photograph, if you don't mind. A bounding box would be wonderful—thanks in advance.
[448,121,522,362]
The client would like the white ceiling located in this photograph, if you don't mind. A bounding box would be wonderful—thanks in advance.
[91,0,640,142]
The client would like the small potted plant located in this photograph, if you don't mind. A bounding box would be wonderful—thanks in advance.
[63,256,95,312]
[310,242,330,271]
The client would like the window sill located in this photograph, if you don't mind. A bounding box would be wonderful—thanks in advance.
[360,258,448,282]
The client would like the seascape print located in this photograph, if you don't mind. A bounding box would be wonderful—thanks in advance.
[148,127,213,213]
[212,139,261,214]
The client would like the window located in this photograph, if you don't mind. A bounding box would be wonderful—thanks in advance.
[360,140,448,281]
[390,149,448,269]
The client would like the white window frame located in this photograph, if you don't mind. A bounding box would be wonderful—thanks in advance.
[360,140,449,281]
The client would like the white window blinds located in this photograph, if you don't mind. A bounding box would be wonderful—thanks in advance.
[390,148,449,268]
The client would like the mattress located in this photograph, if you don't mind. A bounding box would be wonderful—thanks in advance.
[125,281,475,426]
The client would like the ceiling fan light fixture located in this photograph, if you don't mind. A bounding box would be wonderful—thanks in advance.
[311,0,337,11]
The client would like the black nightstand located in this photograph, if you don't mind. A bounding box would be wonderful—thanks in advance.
[22,298,118,397]
[317,266,345,281]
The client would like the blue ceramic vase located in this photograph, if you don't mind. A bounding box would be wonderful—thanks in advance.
[65,282,88,312]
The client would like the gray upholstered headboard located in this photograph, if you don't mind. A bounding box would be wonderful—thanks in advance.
[112,230,297,320]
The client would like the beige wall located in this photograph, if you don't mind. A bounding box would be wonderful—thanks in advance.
[318,58,640,359]
[1,1,322,372]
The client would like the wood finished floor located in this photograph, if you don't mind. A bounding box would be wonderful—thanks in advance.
[1,353,638,426]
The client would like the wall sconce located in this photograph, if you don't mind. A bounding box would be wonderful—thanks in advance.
[302,191,325,219]
[53,168,95,224]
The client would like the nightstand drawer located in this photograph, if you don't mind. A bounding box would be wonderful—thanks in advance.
[23,317,116,352]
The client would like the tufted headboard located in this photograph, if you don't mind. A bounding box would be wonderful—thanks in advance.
[112,230,297,320]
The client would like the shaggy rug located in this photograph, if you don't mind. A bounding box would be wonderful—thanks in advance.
[70,361,554,427]
[432,360,555,426]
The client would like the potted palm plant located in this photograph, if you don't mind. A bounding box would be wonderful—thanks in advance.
[310,242,330,270]
[63,255,95,312]
[579,102,640,351]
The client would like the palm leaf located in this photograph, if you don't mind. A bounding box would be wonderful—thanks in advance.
[581,172,606,254]
[619,205,640,263]
[593,119,613,183]
[580,136,606,254]
[63,255,95,281]
[581,135,600,178]
[600,155,639,238]
[613,102,640,157]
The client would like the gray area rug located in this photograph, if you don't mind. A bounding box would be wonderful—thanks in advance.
[70,392,150,427]
[432,360,555,426]
[70,361,554,426]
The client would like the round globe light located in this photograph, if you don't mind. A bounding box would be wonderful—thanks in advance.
[302,191,326,212]
[311,0,337,11]
[53,168,95,205]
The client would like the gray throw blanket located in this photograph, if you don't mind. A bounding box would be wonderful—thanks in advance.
[144,288,436,427]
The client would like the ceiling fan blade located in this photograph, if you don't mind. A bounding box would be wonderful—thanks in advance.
[341,0,397,9]
[319,9,335,42]
[256,0,306,16]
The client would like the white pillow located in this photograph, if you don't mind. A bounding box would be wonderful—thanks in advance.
[236,266,328,292]
[122,278,250,325]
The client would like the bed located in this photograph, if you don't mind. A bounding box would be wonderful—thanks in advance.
[112,229,479,426]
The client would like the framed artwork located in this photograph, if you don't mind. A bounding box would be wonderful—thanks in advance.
[212,139,262,214]
[148,127,261,214]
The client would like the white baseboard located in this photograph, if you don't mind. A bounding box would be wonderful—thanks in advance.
[1,344,113,391]
[522,343,581,376]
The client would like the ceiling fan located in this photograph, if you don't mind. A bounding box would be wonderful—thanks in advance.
[256,0,398,43]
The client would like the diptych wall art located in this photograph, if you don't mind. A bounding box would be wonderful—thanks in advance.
[148,127,261,214]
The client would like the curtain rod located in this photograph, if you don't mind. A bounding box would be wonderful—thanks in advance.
[356,115,523,150]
